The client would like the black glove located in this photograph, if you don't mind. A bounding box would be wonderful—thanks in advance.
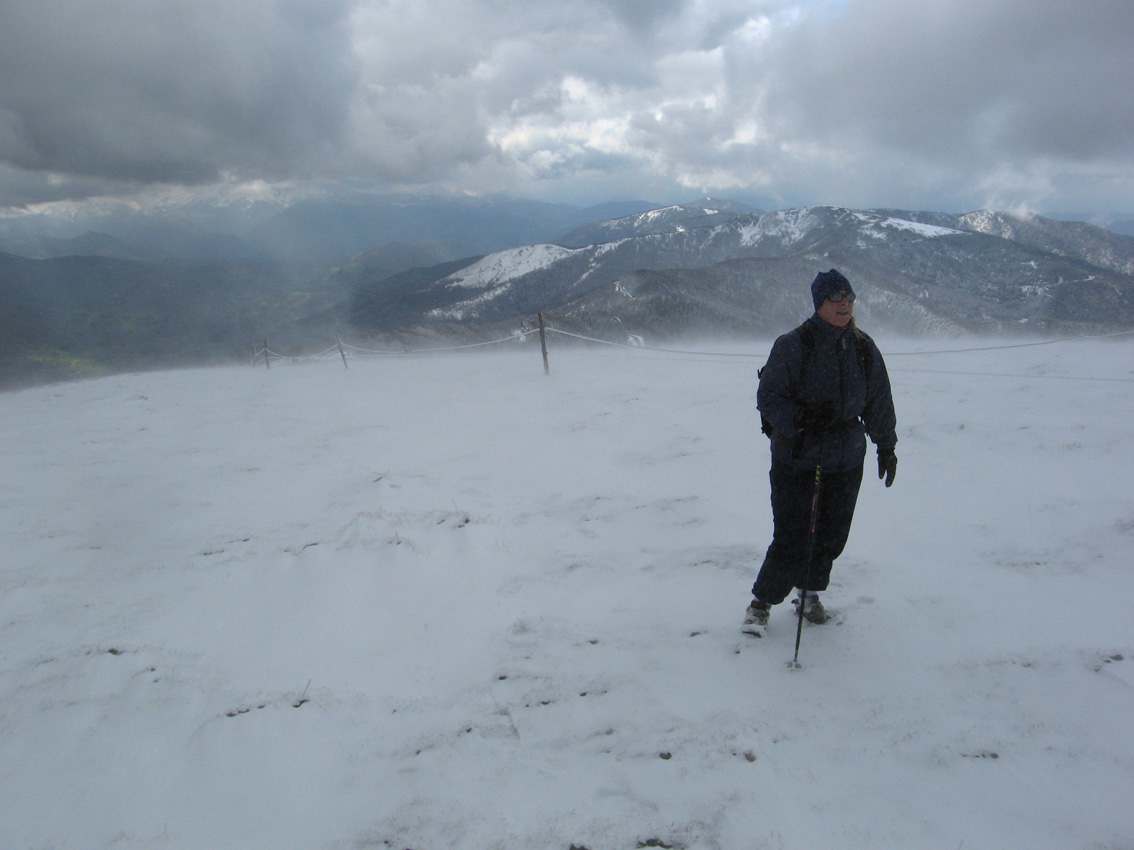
[877,448,897,487]
[795,401,839,435]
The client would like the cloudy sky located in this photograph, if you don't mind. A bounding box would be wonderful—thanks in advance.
[1,0,1131,216]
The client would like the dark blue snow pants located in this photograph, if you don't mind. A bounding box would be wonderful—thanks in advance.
[751,458,864,605]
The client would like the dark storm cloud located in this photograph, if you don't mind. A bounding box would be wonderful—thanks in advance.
[0,0,359,189]
[748,0,1134,183]
[594,0,686,31]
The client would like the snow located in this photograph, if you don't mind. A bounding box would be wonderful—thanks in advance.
[853,212,963,239]
[736,209,818,247]
[877,217,962,237]
[640,205,684,223]
[430,244,584,319]
[442,244,577,289]
[961,210,1020,236]
[2,336,1134,850]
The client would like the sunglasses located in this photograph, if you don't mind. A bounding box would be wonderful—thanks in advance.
[826,291,856,303]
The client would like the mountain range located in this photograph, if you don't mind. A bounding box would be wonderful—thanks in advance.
[2,196,1134,389]
[348,204,1134,339]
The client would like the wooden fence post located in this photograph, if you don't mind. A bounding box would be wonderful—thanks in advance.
[264,338,271,370]
[337,334,349,370]
[537,312,550,375]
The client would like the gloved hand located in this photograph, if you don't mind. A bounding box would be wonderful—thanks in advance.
[795,401,839,435]
[878,448,897,487]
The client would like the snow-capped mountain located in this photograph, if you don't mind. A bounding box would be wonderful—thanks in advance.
[5,199,1134,389]
[557,198,761,248]
[349,206,1134,338]
[881,208,1134,277]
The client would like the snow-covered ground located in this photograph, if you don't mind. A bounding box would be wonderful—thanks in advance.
[2,334,1133,850]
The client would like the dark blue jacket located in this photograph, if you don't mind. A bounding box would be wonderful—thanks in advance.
[757,315,897,472]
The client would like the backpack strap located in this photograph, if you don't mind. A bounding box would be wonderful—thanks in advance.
[759,322,814,438]
[851,327,874,378]
[795,321,815,385]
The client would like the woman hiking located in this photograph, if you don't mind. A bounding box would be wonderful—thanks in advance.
[743,269,898,636]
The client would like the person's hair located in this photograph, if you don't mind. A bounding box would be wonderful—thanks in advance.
[847,316,870,345]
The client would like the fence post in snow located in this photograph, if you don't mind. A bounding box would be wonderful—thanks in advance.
[537,312,550,375]
[264,339,271,370]
[337,334,349,370]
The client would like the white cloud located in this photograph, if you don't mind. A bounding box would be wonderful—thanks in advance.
[0,0,1131,215]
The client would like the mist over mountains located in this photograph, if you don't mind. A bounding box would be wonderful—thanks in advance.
[2,194,1134,389]
[0,194,658,264]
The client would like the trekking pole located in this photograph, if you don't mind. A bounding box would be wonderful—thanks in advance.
[787,436,824,670]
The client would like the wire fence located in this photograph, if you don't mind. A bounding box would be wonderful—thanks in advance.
[252,329,542,367]
[251,320,1134,382]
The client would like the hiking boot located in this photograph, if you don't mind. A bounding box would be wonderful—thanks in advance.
[741,600,770,636]
[793,592,828,625]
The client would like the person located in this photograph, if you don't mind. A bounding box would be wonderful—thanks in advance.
[743,269,897,635]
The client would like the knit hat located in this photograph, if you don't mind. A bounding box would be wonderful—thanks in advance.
[811,268,854,310]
